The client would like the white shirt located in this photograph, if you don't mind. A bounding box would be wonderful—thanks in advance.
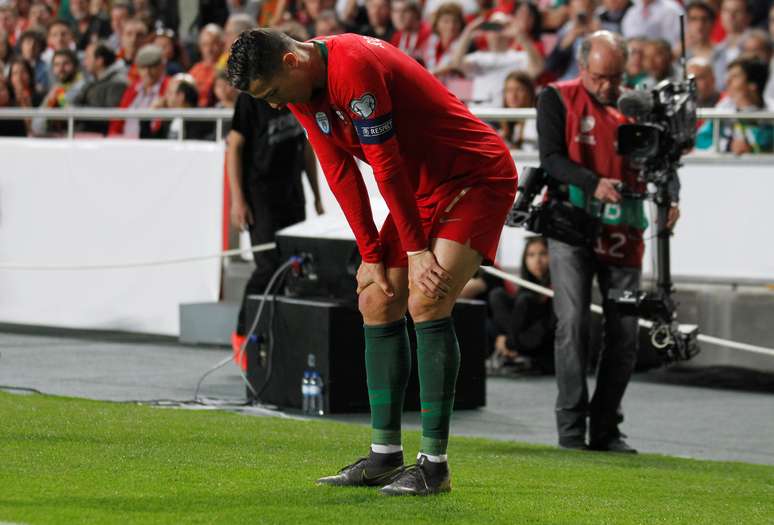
[463,49,530,107]
[621,0,684,45]
[422,0,479,20]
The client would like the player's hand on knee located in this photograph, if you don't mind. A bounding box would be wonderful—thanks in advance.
[357,261,394,297]
[408,250,452,300]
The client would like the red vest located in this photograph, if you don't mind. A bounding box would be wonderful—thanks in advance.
[554,78,647,268]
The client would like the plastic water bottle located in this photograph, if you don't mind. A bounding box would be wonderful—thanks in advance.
[301,371,311,414]
[309,371,325,416]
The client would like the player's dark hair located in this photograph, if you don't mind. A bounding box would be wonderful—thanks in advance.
[226,28,296,91]
[728,56,770,99]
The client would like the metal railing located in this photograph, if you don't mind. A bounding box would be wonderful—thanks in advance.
[1,107,774,160]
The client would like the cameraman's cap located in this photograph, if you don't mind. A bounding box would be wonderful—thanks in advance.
[136,44,164,67]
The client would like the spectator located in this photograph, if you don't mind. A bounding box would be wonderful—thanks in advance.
[154,28,184,75]
[107,1,132,51]
[390,0,431,60]
[359,0,394,42]
[299,0,337,36]
[422,2,465,74]
[697,56,773,153]
[189,23,224,107]
[446,12,543,106]
[715,0,751,76]
[69,0,111,51]
[118,17,149,84]
[687,56,721,107]
[488,236,555,374]
[74,42,128,134]
[32,48,85,136]
[314,9,345,36]
[27,2,53,33]
[596,0,632,35]
[499,70,537,149]
[545,0,599,81]
[0,74,27,136]
[7,57,41,110]
[18,29,49,96]
[740,28,773,108]
[162,80,215,140]
[542,0,571,32]
[424,0,479,20]
[41,19,76,67]
[513,1,545,56]
[624,36,647,87]
[0,5,17,47]
[643,38,676,85]
[769,2,774,41]
[108,43,170,138]
[213,69,238,108]
[621,0,684,45]
[216,13,256,70]
[0,29,12,76]
[258,0,289,27]
[227,0,261,20]
[683,0,721,73]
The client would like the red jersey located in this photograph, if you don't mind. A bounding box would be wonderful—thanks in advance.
[289,34,516,263]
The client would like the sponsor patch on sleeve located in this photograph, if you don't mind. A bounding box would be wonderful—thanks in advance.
[353,113,395,145]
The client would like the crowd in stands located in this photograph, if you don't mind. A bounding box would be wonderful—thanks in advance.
[0,0,772,150]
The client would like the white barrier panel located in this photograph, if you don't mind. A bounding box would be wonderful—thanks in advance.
[0,139,224,335]
[309,159,774,281]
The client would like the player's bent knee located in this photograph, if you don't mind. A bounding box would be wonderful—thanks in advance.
[407,292,454,323]
[358,285,405,323]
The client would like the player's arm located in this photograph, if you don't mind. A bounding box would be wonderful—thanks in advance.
[334,58,427,255]
[295,110,383,263]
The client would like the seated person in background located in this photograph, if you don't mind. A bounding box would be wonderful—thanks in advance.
[738,29,773,108]
[488,236,555,374]
[108,44,170,138]
[390,0,432,61]
[0,75,27,136]
[160,80,215,140]
[623,36,647,88]
[696,56,773,153]
[189,24,224,107]
[545,0,599,81]
[498,70,537,150]
[359,0,395,42]
[642,38,677,87]
[687,56,721,107]
[17,29,49,96]
[314,9,345,36]
[443,11,543,106]
[31,48,85,136]
[74,42,128,135]
[422,2,466,75]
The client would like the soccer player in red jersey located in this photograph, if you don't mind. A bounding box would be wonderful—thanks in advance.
[227,29,517,496]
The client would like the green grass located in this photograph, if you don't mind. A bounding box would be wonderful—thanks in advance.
[0,392,772,525]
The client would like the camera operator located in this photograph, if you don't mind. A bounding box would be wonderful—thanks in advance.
[536,30,679,453]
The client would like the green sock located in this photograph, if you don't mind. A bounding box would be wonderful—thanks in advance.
[364,318,411,446]
[414,317,460,457]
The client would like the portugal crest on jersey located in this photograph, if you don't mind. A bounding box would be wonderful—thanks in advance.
[315,111,331,134]
[350,93,376,119]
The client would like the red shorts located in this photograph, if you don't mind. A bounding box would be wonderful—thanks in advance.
[380,174,517,268]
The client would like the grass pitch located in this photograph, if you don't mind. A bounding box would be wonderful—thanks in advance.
[0,391,772,525]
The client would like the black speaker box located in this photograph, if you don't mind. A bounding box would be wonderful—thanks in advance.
[244,296,487,413]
